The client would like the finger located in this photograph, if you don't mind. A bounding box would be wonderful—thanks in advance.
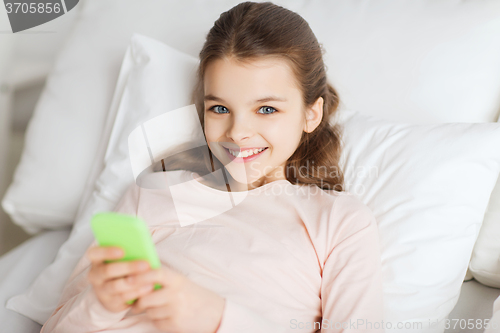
[95,284,151,311]
[125,268,164,286]
[88,260,150,286]
[102,276,140,295]
[119,284,156,304]
[87,246,124,263]
[134,286,171,312]
[128,266,181,288]
[105,267,162,295]
[98,260,151,282]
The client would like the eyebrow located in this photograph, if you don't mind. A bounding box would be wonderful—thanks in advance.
[204,94,287,105]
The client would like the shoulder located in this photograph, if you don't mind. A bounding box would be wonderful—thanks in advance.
[135,169,189,190]
[329,191,374,221]
[295,184,374,220]
[131,170,201,195]
[315,188,377,241]
[117,169,190,207]
[115,170,192,224]
[328,191,378,245]
[295,188,378,264]
[291,184,376,230]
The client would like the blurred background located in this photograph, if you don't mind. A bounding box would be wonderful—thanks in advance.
[0,7,79,256]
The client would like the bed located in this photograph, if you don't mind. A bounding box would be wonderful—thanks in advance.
[2,1,500,332]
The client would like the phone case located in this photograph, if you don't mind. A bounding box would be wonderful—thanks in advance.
[91,212,162,304]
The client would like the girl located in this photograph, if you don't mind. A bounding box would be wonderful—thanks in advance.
[41,1,385,332]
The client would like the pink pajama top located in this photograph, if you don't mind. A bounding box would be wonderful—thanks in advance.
[41,169,385,333]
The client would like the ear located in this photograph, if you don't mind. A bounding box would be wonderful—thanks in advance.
[303,96,324,133]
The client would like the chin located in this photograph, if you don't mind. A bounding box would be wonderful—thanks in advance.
[225,165,260,185]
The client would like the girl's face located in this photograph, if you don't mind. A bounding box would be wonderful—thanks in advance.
[203,56,323,190]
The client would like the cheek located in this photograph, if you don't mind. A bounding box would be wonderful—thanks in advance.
[264,117,304,150]
[203,118,220,141]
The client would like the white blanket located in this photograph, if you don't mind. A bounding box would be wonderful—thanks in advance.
[0,229,70,332]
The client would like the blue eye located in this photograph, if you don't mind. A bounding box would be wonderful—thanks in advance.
[208,105,229,114]
[257,106,277,114]
[208,105,277,114]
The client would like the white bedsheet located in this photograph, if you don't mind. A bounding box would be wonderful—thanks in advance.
[0,229,70,333]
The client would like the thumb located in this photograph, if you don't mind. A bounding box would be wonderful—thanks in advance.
[158,266,185,288]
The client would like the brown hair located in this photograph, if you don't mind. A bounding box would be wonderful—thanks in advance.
[158,1,344,191]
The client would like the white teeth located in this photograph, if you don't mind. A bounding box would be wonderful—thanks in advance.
[228,147,265,158]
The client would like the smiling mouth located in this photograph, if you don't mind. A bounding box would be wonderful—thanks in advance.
[223,147,268,159]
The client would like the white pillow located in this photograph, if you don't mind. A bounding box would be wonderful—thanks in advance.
[6,33,199,325]
[4,0,500,234]
[8,35,500,331]
[307,1,500,123]
[335,110,500,331]
[0,0,224,234]
[469,114,500,287]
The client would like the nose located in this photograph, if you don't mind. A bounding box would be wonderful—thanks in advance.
[226,112,253,144]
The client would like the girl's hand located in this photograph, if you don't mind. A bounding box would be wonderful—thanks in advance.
[129,266,225,333]
[86,246,155,313]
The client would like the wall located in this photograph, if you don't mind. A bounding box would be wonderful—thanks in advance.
[0,3,79,255]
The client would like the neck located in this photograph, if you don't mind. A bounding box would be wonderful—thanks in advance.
[197,166,286,192]
[224,166,286,192]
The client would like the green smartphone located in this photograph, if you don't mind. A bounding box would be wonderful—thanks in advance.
[90,212,162,305]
